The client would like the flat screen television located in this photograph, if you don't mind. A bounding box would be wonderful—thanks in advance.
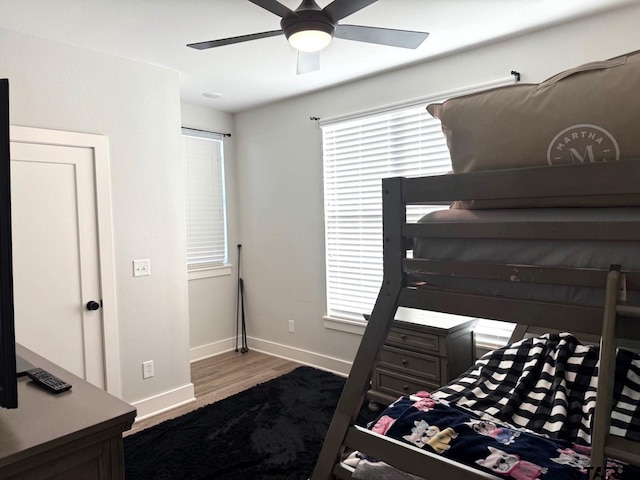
[0,78,18,409]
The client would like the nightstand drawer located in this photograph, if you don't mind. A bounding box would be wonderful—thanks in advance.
[387,326,439,353]
[378,346,440,383]
[375,369,439,398]
[368,315,476,407]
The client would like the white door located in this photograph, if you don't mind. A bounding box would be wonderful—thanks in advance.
[8,128,119,394]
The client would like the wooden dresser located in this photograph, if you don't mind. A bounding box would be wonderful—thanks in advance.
[367,308,477,406]
[0,344,136,479]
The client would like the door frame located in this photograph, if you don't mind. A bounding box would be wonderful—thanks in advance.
[9,125,121,397]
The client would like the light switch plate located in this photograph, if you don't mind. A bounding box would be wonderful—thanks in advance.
[133,259,151,277]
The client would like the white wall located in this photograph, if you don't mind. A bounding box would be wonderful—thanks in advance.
[233,3,640,373]
[180,103,240,360]
[0,27,193,413]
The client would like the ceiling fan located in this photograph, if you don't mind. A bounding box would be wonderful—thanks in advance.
[187,0,429,74]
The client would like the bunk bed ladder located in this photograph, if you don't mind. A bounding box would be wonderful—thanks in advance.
[311,178,407,480]
[591,266,640,476]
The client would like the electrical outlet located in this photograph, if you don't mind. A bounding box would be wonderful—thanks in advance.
[142,360,154,379]
[288,320,295,333]
[133,259,151,277]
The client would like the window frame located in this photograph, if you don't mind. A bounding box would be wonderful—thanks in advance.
[181,127,230,279]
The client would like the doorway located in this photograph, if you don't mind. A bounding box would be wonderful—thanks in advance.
[9,126,120,395]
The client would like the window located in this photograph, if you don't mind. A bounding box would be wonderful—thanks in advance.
[182,128,228,272]
[320,78,516,348]
[322,105,448,320]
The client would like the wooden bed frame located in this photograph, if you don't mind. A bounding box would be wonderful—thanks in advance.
[311,159,640,480]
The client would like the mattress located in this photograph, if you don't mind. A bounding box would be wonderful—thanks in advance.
[412,207,640,307]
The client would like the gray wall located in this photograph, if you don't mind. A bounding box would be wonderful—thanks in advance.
[180,103,239,360]
[2,1,639,415]
[0,27,192,406]
[232,3,640,373]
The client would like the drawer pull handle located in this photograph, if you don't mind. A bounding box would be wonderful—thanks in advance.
[401,359,408,365]
[400,334,407,340]
[403,385,409,391]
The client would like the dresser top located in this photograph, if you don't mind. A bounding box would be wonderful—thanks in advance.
[0,344,136,467]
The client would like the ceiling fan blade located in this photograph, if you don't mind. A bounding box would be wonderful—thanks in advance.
[297,51,320,75]
[248,0,295,18]
[335,25,428,49]
[323,0,378,21]
[187,30,283,50]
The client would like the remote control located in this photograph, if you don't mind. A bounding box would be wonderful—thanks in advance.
[26,368,72,394]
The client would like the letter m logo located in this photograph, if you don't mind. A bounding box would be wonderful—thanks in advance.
[569,145,596,164]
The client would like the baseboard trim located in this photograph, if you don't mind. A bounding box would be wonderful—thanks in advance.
[132,383,196,421]
[132,333,485,423]
[189,337,236,362]
[137,338,353,420]
[190,336,353,377]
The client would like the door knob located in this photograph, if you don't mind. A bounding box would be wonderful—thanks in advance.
[86,300,101,311]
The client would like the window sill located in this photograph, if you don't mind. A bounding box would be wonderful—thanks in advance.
[323,316,366,336]
[475,337,511,350]
[188,264,232,280]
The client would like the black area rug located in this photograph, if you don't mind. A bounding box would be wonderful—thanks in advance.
[124,366,378,480]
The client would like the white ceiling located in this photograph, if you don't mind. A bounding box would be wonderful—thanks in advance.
[0,0,635,112]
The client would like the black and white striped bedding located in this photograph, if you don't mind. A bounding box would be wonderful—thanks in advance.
[432,332,640,445]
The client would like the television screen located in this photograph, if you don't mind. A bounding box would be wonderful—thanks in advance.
[0,78,18,409]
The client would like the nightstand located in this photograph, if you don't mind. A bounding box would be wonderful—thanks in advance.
[367,307,477,407]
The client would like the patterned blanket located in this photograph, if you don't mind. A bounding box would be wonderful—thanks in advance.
[346,393,638,479]
[346,333,640,479]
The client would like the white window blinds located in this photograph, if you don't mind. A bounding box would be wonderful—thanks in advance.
[182,128,228,269]
[321,77,516,348]
[322,105,448,320]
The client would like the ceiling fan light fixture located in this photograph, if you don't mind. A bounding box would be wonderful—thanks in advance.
[285,21,334,53]
[189,0,430,75]
[288,29,332,52]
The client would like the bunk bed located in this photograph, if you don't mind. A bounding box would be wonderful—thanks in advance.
[311,158,640,480]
